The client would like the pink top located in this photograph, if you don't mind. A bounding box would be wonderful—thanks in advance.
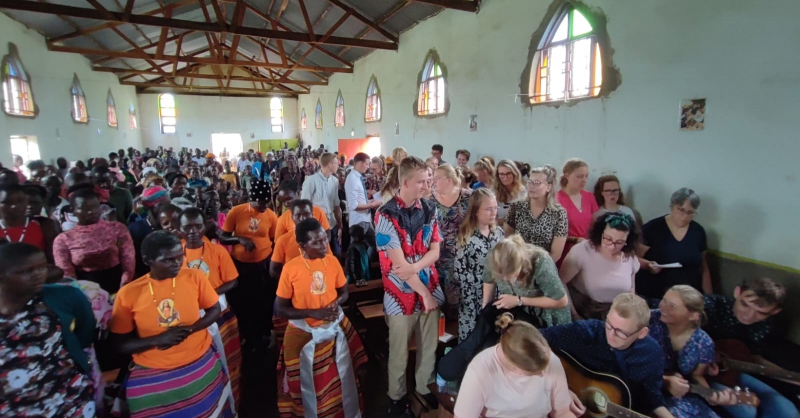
[53,220,136,286]
[454,345,571,418]
[556,189,598,265]
[561,240,640,303]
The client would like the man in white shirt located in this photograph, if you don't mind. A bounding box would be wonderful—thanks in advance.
[345,152,381,257]
[301,152,343,256]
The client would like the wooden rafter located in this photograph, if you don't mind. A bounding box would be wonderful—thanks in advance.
[92,67,327,85]
[273,10,351,85]
[128,82,299,95]
[338,0,408,57]
[1,0,398,50]
[327,0,399,43]
[408,0,478,12]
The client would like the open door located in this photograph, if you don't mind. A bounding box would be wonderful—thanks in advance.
[337,137,381,160]
[211,133,243,161]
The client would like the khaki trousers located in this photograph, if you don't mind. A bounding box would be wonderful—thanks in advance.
[386,309,440,401]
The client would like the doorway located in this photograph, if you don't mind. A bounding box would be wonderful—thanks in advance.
[9,135,40,176]
[211,133,243,162]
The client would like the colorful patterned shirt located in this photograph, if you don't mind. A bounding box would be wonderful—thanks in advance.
[375,196,446,315]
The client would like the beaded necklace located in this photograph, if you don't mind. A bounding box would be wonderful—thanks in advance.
[0,217,29,243]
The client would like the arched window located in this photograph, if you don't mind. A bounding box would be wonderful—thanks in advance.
[301,108,307,131]
[315,99,322,129]
[2,43,35,117]
[270,97,284,133]
[334,90,345,127]
[365,76,381,122]
[529,5,602,103]
[417,52,446,116]
[158,94,176,134]
[129,104,137,129]
[70,74,88,123]
[107,90,117,128]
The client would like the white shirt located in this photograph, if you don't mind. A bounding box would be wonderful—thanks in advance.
[301,171,341,228]
[237,159,251,172]
[345,170,371,226]
[192,157,206,166]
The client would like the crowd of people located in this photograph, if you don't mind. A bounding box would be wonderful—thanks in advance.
[0,142,795,418]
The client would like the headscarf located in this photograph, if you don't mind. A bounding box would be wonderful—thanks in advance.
[205,153,215,158]
[170,197,194,210]
[249,179,271,201]
[142,186,168,208]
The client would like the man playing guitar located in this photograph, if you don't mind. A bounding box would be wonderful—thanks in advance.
[703,277,798,418]
[542,293,677,418]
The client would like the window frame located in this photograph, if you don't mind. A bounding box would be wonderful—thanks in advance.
[315,99,322,129]
[334,90,345,127]
[70,74,89,124]
[415,51,448,117]
[1,43,36,118]
[527,4,605,105]
[301,108,307,131]
[158,93,177,134]
[107,89,117,128]
[270,97,284,133]
[365,76,381,122]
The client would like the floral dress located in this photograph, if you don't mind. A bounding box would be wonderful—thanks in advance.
[648,310,719,418]
[432,189,472,305]
[453,227,504,342]
[506,201,568,252]
[0,296,95,417]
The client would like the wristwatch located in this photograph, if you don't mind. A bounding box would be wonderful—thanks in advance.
[517,296,523,307]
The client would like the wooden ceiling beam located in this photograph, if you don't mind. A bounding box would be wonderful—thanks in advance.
[1,0,398,50]
[49,44,353,73]
[274,10,350,84]
[127,81,298,94]
[136,89,295,98]
[407,0,478,12]
[327,0,399,43]
[338,0,408,57]
[92,66,326,85]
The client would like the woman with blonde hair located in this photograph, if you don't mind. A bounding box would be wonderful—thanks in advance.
[365,156,386,194]
[454,312,575,418]
[556,158,598,265]
[649,285,735,417]
[493,160,527,227]
[453,188,503,341]
[379,148,408,202]
[482,235,571,327]
[432,164,472,311]
[471,157,495,190]
[506,165,568,262]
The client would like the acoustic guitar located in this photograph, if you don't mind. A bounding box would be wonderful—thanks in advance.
[558,350,760,418]
[715,339,800,387]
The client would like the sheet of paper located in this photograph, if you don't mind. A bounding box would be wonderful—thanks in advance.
[654,262,683,268]
[439,332,455,343]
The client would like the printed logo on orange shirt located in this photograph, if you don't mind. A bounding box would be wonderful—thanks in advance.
[310,271,327,295]
[248,217,262,233]
[157,299,181,328]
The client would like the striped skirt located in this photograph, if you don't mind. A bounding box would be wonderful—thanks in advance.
[277,316,367,418]
[217,307,242,410]
[126,348,235,418]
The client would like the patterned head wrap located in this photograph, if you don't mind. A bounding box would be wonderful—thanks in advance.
[249,179,271,201]
[142,186,168,208]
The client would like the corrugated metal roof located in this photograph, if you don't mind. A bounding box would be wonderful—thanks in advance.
[1,0,477,96]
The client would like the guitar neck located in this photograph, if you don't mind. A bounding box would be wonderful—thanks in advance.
[690,384,715,398]
[728,359,800,382]
[606,402,650,418]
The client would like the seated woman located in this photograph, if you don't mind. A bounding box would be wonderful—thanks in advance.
[168,173,196,204]
[0,243,97,417]
[454,312,575,418]
[179,207,242,410]
[650,285,736,417]
[636,188,711,304]
[0,184,57,262]
[471,157,495,190]
[275,218,367,417]
[454,188,504,342]
[559,212,640,320]
[482,235,571,328]
[593,174,635,220]
[110,231,233,418]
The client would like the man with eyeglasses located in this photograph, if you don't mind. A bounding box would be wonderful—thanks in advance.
[541,293,677,418]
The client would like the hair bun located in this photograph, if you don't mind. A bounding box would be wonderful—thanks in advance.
[495,312,515,331]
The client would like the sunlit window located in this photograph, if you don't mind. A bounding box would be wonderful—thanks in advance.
[365,76,381,122]
[129,104,137,129]
[417,53,446,115]
[71,74,88,123]
[270,97,283,133]
[159,94,176,134]
[334,90,345,127]
[107,90,117,128]
[301,108,307,131]
[529,6,603,103]
[1,43,35,117]
[315,99,322,129]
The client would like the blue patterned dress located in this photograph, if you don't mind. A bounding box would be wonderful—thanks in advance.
[649,310,719,418]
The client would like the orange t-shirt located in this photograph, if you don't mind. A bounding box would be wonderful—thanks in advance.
[222,203,278,263]
[274,206,331,240]
[271,233,332,265]
[110,269,219,369]
[182,237,240,289]
[276,253,347,327]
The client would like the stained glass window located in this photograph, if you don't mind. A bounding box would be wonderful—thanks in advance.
[417,53,446,115]
[315,99,322,129]
[107,90,117,128]
[1,44,35,117]
[159,94,176,134]
[70,74,88,123]
[270,97,283,133]
[334,91,345,127]
[365,76,381,122]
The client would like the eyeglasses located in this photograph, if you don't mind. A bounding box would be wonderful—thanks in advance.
[676,206,697,216]
[527,180,544,186]
[602,235,627,247]
[498,172,514,178]
[603,189,620,194]
[482,206,498,214]
[605,320,640,339]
